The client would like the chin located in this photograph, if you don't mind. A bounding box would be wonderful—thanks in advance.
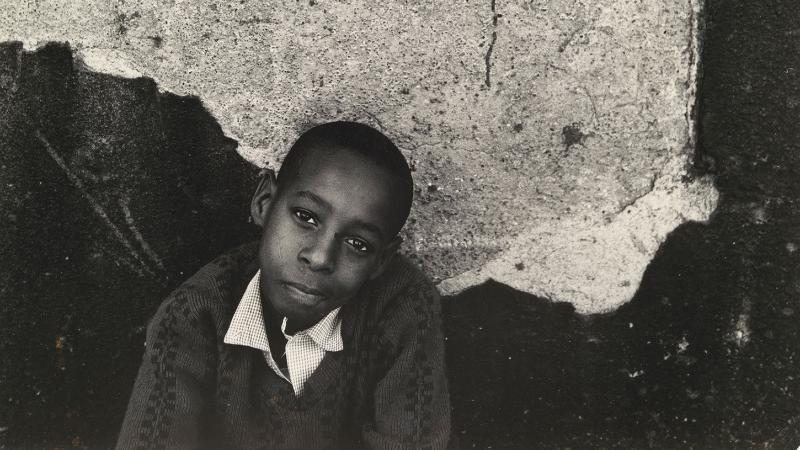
[271,291,323,321]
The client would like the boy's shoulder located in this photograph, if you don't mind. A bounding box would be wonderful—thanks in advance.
[371,253,437,296]
[359,253,441,325]
[156,242,259,323]
[186,241,260,291]
[159,243,438,326]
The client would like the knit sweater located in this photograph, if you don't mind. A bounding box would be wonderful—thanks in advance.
[116,242,450,450]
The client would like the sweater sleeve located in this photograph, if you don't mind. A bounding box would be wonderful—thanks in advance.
[116,288,218,450]
[361,279,451,450]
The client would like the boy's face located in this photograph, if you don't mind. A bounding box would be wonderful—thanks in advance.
[251,147,403,332]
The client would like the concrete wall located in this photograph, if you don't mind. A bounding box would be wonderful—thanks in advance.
[1,0,717,313]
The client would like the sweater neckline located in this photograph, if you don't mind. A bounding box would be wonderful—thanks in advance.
[272,299,360,409]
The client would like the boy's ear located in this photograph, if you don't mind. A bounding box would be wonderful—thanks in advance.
[250,169,278,227]
[369,236,403,280]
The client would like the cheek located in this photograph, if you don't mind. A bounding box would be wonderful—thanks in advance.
[331,258,377,296]
[260,218,301,267]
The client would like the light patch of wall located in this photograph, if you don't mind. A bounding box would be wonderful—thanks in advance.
[1,0,718,313]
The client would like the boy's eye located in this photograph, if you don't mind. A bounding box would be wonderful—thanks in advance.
[345,237,370,254]
[293,209,319,226]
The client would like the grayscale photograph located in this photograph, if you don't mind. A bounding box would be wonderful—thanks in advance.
[0,0,798,447]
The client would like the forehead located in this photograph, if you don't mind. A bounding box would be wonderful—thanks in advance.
[283,149,403,234]
[295,148,388,188]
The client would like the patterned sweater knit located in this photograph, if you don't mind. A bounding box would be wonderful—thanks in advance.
[116,242,450,450]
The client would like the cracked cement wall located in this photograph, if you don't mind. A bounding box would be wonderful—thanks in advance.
[1,0,718,313]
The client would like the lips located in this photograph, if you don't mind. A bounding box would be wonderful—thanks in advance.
[281,281,327,305]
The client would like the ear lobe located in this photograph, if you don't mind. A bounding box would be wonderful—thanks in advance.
[369,236,402,280]
[250,169,278,227]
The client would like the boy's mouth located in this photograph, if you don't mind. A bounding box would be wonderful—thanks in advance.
[281,281,326,304]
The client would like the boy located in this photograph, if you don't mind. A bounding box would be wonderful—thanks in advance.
[117,122,450,449]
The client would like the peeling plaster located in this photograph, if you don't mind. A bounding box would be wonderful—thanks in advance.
[439,157,718,313]
[78,48,144,79]
[0,0,719,313]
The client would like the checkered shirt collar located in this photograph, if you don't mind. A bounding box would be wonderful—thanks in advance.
[223,270,343,352]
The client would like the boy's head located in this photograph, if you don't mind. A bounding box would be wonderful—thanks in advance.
[250,121,414,332]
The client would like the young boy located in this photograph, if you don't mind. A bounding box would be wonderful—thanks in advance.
[116,122,450,449]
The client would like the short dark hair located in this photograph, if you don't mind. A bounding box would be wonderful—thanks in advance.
[277,121,414,235]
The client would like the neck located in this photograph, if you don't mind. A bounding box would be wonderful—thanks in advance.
[258,285,286,347]
[258,284,314,337]
[283,318,313,336]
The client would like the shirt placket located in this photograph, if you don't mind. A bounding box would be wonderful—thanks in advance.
[286,333,315,396]
[262,350,291,384]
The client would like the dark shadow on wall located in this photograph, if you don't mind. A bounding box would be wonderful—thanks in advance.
[444,217,799,448]
[0,42,259,447]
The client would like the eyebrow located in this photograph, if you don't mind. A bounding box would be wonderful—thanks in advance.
[350,219,385,241]
[295,190,331,213]
[294,190,386,240]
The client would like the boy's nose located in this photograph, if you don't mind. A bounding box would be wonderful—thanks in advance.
[298,233,336,273]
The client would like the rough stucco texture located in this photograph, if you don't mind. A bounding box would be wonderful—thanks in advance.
[1,0,718,312]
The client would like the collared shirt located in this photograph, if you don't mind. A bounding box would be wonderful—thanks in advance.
[223,271,343,396]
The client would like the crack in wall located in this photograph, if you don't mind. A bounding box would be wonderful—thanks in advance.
[685,0,704,154]
[483,0,498,87]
